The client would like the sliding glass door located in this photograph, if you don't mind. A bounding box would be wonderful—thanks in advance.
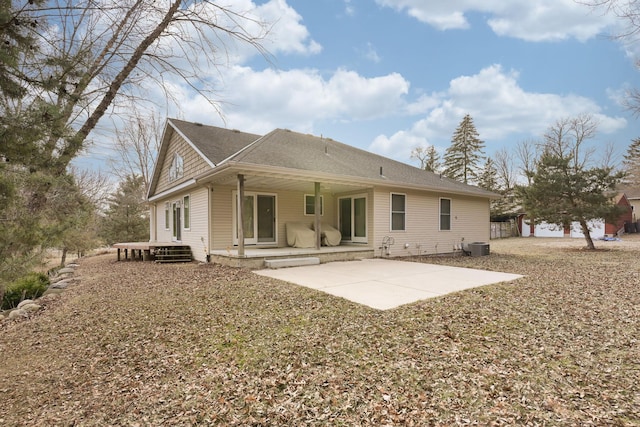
[339,195,367,243]
[234,192,276,245]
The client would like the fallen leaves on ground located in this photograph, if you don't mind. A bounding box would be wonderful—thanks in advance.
[1,237,639,426]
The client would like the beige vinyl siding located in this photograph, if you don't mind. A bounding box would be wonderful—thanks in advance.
[155,132,210,195]
[211,186,234,250]
[150,188,209,261]
[155,199,173,242]
[276,190,337,245]
[179,187,208,262]
[373,187,490,257]
[210,186,338,249]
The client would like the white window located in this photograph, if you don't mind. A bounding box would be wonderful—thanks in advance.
[164,203,170,229]
[168,153,183,182]
[440,198,451,231]
[183,195,190,230]
[391,193,406,231]
[304,194,323,216]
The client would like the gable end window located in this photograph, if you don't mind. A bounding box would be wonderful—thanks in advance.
[440,198,451,231]
[169,153,184,182]
[391,193,406,231]
[304,194,323,216]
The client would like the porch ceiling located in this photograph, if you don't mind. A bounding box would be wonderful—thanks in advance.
[203,170,369,194]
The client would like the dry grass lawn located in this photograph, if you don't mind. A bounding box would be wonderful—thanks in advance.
[1,236,639,426]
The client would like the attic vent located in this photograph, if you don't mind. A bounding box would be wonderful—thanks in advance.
[232,129,241,133]
[194,122,203,126]
[380,166,383,176]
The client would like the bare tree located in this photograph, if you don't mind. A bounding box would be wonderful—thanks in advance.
[542,114,598,169]
[493,147,518,191]
[514,139,540,185]
[109,108,163,190]
[71,166,111,208]
[584,0,640,115]
[6,0,270,174]
[410,145,441,172]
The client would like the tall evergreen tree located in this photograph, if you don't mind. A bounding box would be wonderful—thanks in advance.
[424,146,441,173]
[443,114,485,184]
[622,137,640,186]
[478,158,499,192]
[100,175,149,245]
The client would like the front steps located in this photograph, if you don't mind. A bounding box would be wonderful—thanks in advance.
[154,246,192,263]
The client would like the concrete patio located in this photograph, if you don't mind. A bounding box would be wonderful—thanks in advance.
[254,258,523,310]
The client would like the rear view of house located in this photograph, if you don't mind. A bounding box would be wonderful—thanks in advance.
[146,119,497,266]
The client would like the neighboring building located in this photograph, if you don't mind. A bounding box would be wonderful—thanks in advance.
[619,186,639,223]
[518,192,634,238]
[146,119,498,264]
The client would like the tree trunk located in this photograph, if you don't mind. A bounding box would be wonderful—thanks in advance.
[60,247,68,267]
[58,0,183,171]
[579,218,596,250]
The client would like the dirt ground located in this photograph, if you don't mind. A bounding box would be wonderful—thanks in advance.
[1,236,639,426]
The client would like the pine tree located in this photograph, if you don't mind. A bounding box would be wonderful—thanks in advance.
[478,158,499,192]
[622,137,640,186]
[516,115,624,250]
[100,175,149,245]
[410,145,441,172]
[517,152,625,250]
[443,114,485,184]
[424,146,441,173]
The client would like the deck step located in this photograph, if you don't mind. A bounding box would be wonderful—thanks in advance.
[264,257,320,269]
[155,246,192,263]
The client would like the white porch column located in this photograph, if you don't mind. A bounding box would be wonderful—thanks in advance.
[314,182,321,249]
[237,174,245,257]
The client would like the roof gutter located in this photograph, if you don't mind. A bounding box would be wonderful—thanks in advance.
[195,162,500,199]
[147,178,197,202]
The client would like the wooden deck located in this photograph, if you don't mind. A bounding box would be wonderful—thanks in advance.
[113,242,375,267]
[113,242,191,262]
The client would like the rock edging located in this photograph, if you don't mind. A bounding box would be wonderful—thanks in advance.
[0,262,80,323]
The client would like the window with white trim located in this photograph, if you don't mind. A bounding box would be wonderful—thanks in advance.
[440,198,451,231]
[164,203,170,229]
[168,153,183,182]
[391,193,406,231]
[304,194,323,216]
[183,195,190,229]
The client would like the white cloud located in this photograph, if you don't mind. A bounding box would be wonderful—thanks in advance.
[253,0,322,57]
[173,66,410,135]
[374,0,617,41]
[369,64,627,159]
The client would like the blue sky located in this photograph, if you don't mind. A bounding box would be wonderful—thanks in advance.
[80,0,639,172]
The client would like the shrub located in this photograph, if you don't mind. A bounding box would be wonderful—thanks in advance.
[1,272,50,310]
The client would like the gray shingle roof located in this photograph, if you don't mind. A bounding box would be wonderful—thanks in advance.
[227,128,497,198]
[166,120,496,198]
[169,119,260,165]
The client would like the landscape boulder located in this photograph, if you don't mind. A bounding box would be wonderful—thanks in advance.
[8,309,28,319]
[17,299,35,309]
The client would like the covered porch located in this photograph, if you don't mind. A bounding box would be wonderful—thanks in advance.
[209,244,375,269]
